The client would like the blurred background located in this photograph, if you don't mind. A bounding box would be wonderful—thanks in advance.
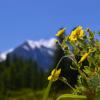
[0,0,100,99]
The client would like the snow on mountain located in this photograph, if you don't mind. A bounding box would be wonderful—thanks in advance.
[0,53,6,61]
[0,38,56,70]
[25,38,55,49]
[0,49,13,62]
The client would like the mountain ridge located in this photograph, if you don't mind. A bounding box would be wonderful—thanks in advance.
[0,38,56,70]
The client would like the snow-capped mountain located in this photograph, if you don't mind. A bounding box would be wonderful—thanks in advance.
[0,38,56,70]
[0,49,13,62]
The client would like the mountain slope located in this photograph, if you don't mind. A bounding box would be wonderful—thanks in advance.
[4,38,56,70]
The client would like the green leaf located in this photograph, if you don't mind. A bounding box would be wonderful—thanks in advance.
[96,94,100,100]
[70,65,77,70]
[56,94,87,100]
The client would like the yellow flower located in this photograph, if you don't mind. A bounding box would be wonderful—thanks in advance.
[78,52,90,63]
[55,28,65,37]
[69,26,84,42]
[48,68,61,81]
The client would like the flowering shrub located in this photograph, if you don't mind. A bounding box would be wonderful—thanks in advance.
[43,26,100,100]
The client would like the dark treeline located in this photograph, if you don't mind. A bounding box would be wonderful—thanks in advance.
[0,55,47,96]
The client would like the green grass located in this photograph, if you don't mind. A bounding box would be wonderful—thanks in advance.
[1,88,72,100]
[7,89,43,100]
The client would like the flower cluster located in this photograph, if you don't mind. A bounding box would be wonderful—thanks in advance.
[45,26,100,100]
[69,26,84,42]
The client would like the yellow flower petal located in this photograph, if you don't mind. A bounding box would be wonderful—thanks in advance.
[51,69,56,75]
[48,75,52,80]
[48,68,61,81]
[78,52,89,63]
[56,28,65,37]
[79,30,84,37]
[69,26,84,42]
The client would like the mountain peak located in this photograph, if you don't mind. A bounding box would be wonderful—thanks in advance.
[0,38,56,70]
[23,38,56,50]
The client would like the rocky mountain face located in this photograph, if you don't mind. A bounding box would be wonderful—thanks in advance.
[0,38,56,70]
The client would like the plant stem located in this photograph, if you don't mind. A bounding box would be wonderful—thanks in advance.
[59,78,75,92]
[42,80,53,100]
[42,56,67,100]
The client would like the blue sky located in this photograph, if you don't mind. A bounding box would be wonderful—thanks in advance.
[0,0,100,51]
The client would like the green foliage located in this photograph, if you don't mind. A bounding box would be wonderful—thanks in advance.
[0,56,47,99]
[43,26,100,100]
[56,94,86,100]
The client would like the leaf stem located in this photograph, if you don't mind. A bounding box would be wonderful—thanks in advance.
[42,56,67,100]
